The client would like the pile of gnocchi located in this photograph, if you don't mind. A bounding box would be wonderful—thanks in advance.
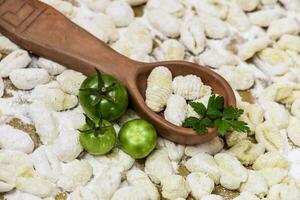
[1,0,300,200]
[145,66,212,126]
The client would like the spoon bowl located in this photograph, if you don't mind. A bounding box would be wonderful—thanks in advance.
[0,0,236,144]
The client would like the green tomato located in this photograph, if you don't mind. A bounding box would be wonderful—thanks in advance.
[79,71,128,122]
[80,120,116,155]
[119,119,157,159]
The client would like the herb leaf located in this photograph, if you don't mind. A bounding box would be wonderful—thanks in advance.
[223,106,244,120]
[183,95,250,137]
[183,117,200,129]
[206,95,224,119]
[189,102,206,116]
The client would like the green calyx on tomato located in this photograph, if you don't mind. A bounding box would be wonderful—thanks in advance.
[119,119,157,159]
[79,69,128,122]
[79,114,116,155]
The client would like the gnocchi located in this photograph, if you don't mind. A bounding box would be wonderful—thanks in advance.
[239,170,268,198]
[255,121,285,152]
[215,65,255,90]
[267,17,300,40]
[52,130,83,162]
[32,145,62,183]
[238,37,271,61]
[153,39,185,61]
[0,125,34,153]
[287,117,300,147]
[147,9,180,38]
[164,95,187,126]
[185,153,220,184]
[105,0,134,27]
[249,9,283,27]
[180,16,206,55]
[227,140,265,166]
[2,0,300,199]
[56,70,86,95]
[0,77,3,98]
[172,75,203,100]
[0,36,19,54]
[57,159,92,192]
[28,102,59,145]
[186,172,214,200]
[0,50,31,78]
[161,175,190,200]
[37,57,66,76]
[9,68,50,90]
[145,149,174,184]
[126,169,159,200]
[145,66,172,112]
[214,153,248,190]
[227,2,251,32]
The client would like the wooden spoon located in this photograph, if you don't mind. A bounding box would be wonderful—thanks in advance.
[0,0,236,144]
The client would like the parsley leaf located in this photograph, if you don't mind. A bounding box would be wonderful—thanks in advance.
[183,95,250,137]
[206,95,224,119]
[182,117,200,128]
[189,102,206,116]
[223,106,244,120]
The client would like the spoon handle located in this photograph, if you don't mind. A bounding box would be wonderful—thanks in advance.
[0,0,139,83]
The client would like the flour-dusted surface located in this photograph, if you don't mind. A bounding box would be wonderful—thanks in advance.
[1,0,300,200]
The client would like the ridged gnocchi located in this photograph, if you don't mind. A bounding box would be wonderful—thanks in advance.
[0,77,3,98]
[32,145,62,183]
[146,66,172,112]
[187,172,214,200]
[28,102,59,145]
[57,159,92,192]
[126,169,159,200]
[31,81,78,111]
[153,39,185,61]
[88,167,121,199]
[287,117,300,147]
[214,153,248,190]
[197,49,238,69]
[185,137,224,157]
[249,9,283,27]
[56,70,86,95]
[227,2,251,32]
[267,17,300,40]
[276,34,300,52]
[255,121,285,152]
[146,0,185,17]
[262,101,290,129]
[145,149,174,184]
[215,65,255,90]
[185,153,220,184]
[172,75,203,100]
[161,175,190,199]
[180,16,206,55]
[253,151,289,170]
[238,37,271,61]
[227,140,265,166]
[147,9,180,38]
[239,170,268,198]
[200,14,229,39]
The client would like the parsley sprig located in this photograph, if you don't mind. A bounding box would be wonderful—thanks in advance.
[183,95,250,136]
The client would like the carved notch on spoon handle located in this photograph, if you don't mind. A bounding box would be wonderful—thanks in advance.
[0,0,46,34]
